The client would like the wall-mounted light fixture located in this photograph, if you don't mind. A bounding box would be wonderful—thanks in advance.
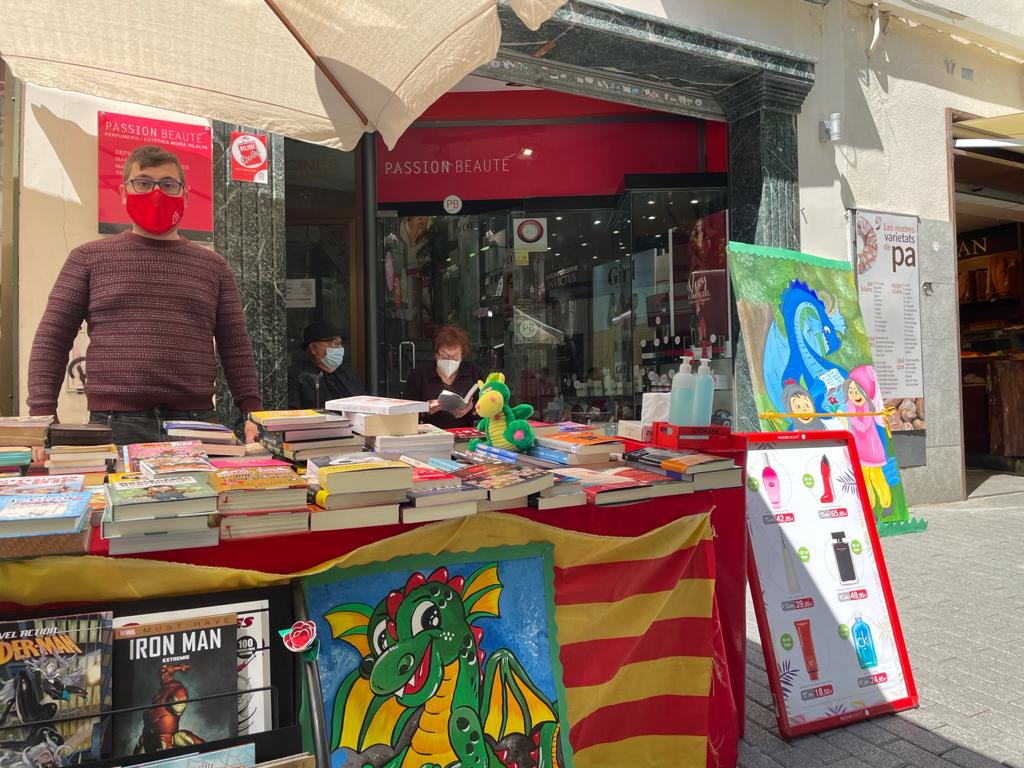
[820,113,842,143]
[802,0,832,5]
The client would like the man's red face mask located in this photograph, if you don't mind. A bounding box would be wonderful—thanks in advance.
[125,187,185,235]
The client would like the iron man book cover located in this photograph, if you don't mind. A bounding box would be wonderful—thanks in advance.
[0,611,113,768]
[112,614,237,758]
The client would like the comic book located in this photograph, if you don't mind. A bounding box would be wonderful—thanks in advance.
[0,611,113,767]
[114,602,271,737]
[112,614,237,758]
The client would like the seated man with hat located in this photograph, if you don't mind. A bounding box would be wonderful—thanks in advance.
[287,320,365,409]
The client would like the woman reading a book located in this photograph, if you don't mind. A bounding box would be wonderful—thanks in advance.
[404,324,484,429]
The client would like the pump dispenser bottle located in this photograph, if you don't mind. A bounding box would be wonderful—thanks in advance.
[669,358,696,426]
[691,358,714,426]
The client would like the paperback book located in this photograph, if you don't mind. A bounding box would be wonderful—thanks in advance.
[324,395,428,416]
[123,442,204,474]
[105,477,218,521]
[0,611,113,765]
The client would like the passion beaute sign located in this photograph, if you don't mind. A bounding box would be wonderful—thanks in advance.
[376,119,701,204]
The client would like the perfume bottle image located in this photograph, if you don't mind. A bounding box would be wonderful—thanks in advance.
[780,527,801,594]
[820,455,835,504]
[793,619,819,681]
[851,614,878,669]
[762,456,781,510]
[832,531,857,584]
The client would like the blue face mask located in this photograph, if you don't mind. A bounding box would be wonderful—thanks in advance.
[321,346,345,372]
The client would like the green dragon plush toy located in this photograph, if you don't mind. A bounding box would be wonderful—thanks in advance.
[467,372,535,452]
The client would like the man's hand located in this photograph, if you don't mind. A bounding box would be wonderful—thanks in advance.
[427,399,442,414]
[31,446,47,464]
[243,420,260,444]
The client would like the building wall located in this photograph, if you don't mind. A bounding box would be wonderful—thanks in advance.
[17,83,210,423]
[611,0,1024,502]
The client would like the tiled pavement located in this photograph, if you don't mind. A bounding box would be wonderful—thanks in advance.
[740,471,1024,768]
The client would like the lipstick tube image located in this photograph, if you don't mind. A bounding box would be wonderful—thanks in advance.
[794,619,819,681]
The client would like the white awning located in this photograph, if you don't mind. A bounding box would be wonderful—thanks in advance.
[0,0,566,150]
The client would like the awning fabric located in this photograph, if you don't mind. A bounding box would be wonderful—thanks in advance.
[0,0,566,150]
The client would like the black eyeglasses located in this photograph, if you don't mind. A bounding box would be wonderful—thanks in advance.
[126,178,184,196]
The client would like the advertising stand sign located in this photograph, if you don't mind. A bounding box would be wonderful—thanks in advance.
[745,431,917,738]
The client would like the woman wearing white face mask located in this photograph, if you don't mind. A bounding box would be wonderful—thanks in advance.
[287,320,365,408]
[404,324,484,429]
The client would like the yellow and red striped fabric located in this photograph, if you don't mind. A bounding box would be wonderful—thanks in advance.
[1,512,724,768]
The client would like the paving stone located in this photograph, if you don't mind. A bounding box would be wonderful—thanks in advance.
[877,718,958,755]
[824,731,908,768]
[743,723,793,755]
[942,748,1008,768]
[880,740,960,768]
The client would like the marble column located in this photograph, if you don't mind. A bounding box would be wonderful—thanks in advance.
[211,123,288,425]
[721,72,812,431]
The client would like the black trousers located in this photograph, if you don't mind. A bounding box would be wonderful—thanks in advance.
[89,408,219,446]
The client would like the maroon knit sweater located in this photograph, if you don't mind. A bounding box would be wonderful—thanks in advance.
[28,232,262,416]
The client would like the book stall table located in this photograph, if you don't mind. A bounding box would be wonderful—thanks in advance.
[1,435,750,768]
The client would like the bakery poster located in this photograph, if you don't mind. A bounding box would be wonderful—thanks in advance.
[745,432,917,739]
[97,111,213,239]
[852,211,925,433]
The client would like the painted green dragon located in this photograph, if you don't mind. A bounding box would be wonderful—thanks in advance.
[325,564,563,768]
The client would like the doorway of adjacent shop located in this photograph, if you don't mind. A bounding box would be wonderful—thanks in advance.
[950,111,1024,473]
[284,138,365,393]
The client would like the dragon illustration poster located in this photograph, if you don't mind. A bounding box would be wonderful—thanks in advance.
[728,242,926,536]
[302,544,573,768]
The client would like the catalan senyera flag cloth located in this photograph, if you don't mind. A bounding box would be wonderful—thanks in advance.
[0,512,734,768]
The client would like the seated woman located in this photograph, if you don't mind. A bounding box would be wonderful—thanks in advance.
[287,320,365,409]
[403,324,484,429]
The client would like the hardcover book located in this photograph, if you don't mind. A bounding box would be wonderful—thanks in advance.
[113,604,270,739]
[535,432,624,455]
[105,477,218,521]
[0,491,92,537]
[248,410,326,430]
[209,467,307,492]
[0,611,113,765]
[112,614,237,757]
[453,462,554,501]
[140,456,216,480]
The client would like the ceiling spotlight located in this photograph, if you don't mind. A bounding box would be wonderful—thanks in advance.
[648,215,656,220]
[592,256,597,260]
[593,220,602,225]
[647,200,655,205]
[555,252,560,256]
[612,229,619,234]
[521,147,534,156]
[555,215,563,221]
[690,198,699,204]
[581,242,588,246]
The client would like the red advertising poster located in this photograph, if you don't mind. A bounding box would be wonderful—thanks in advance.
[744,431,917,738]
[229,131,269,184]
[97,111,213,239]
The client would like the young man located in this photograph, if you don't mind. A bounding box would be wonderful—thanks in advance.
[27,145,262,449]
[287,320,365,408]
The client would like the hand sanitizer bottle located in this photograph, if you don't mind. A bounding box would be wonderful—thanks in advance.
[691,358,714,426]
[669,359,696,426]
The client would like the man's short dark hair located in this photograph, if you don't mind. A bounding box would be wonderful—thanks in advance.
[123,145,185,183]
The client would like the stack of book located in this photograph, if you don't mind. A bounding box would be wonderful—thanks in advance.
[307,453,413,529]
[446,426,485,452]
[163,419,246,457]
[102,476,219,554]
[398,455,484,523]
[622,446,741,491]
[522,432,625,469]
[0,446,32,472]
[252,410,362,462]
[367,423,455,462]
[548,466,655,506]
[0,415,52,447]
[528,473,586,510]
[324,396,433,454]
[0,475,93,556]
[45,441,119,475]
[443,458,555,511]
[211,466,311,540]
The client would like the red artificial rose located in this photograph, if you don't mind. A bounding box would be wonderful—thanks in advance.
[283,620,317,652]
